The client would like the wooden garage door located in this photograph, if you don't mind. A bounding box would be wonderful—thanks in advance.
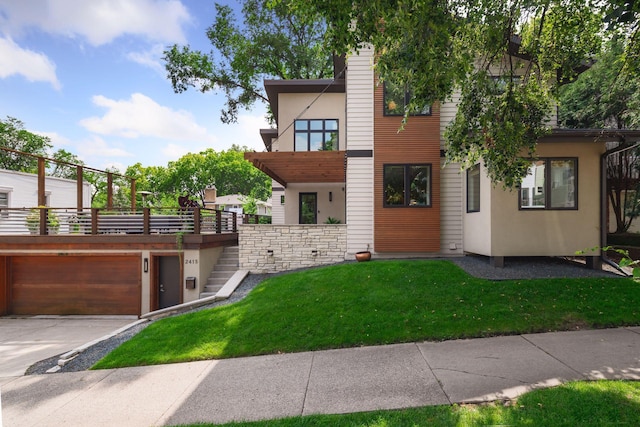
[9,255,140,315]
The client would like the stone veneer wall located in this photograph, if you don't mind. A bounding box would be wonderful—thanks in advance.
[239,224,347,273]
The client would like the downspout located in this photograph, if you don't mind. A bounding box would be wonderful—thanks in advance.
[600,140,640,274]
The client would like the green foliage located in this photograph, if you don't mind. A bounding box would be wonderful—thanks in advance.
[94,260,638,368]
[559,37,640,129]
[0,116,52,173]
[25,207,60,233]
[281,0,637,187]
[163,0,332,124]
[159,148,271,205]
[324,216,341,224]
[242,195,258,215]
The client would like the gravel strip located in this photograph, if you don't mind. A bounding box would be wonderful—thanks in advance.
[25,256,626,376]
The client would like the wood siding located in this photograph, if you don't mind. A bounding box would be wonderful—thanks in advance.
[374,85,441,252]
[7,254,141,315]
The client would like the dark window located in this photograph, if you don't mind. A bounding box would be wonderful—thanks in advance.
[383,164,431,207]
[467,164,480,213]
[383,81,431,116]
[519,158,577,210]
[294,119,338,151]
[299,193,317,224]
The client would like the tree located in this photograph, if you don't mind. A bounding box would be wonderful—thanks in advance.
[282,0,633,187]
[164,0,333,124]
[48,149,85,180]
[559,38,640,233]
[162,148,271,205]
[0,116,52,172]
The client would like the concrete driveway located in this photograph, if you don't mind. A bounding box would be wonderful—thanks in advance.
[0,316,136,379]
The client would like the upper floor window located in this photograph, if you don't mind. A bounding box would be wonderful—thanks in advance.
[383,81,431,116]
[519,158,577,210]
[294,119,338,151]
[384,164,431,207]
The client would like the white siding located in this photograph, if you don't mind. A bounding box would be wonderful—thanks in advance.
[346,46,374,151]
[271,180,285,225]
[439,91,464,254]
[346,158,374,254]
[0,169,91,208]
[440,160,464,254]
[346,46,375,255]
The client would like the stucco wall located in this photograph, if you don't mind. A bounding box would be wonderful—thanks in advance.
[463,163,493,256]
[489,141,604,256]
[283,183,346,224]
[276,92,346,152]
[239,224,347,273]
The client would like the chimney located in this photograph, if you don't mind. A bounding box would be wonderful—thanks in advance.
[204,186,217,204]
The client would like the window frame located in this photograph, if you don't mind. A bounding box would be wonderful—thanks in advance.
[383,163,432,208]
[0,187,11,219]
[383,82,432,117]
[466,163,481,213]
[294,119,339,152]
[518,157,578,211]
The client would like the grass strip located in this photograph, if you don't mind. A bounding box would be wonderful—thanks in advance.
[170,380,640,427]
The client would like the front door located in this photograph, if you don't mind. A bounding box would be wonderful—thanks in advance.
[299,193,317,224]
[158,256,180,309]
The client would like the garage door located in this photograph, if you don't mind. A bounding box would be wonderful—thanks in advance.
[8,255,140,315]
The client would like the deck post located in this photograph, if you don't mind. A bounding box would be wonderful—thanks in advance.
[143,208,150,235]
[91,208,99,235]
[193,207,201,234]
[216,210,222,234]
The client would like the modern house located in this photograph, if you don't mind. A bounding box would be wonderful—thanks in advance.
[244,47,640,272]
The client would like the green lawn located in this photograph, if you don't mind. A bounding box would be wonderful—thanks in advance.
[93,260,640,369]
[172,380,640,427]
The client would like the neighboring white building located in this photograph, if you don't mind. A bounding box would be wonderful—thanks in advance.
[0,168,91,209]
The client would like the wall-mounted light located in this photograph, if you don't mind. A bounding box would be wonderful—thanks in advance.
[143,258,149,273]
[311,250,318,256]
[280,195,285,204]
[329,191,333,202]
[267,249,274,256]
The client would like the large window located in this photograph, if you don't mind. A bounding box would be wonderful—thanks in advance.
[383,164,431,207]
[294,119,338,151]
[519,158,577,210]
[467,164,480,213]
[383,81,431,116]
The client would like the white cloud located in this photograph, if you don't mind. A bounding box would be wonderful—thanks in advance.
[75,135,133,161]
[0,0,191,46]
[219,113,271,152]
[126,44,166,75]
[79,93,217,144]
[162,143,195,160]
[0,37,61,89]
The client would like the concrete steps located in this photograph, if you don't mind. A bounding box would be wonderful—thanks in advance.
[200,246,239,298]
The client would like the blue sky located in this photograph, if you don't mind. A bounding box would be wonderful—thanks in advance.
[0,0,270,172]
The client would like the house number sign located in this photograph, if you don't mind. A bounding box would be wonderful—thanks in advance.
[184,258,198,265]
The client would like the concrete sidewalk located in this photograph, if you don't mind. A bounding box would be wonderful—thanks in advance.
[2,327,640,427]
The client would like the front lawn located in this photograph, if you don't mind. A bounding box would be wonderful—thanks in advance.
[93,260,640,369]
